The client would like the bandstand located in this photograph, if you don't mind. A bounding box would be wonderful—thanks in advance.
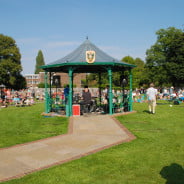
[41,39,135,116]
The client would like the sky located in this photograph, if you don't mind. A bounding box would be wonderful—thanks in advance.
[0,0,184,75]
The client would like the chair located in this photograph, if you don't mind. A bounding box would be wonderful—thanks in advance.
[83,103,91,113]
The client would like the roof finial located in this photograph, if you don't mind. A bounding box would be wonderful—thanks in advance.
[86,36,88,40]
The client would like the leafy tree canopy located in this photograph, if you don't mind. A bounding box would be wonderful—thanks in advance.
[145,27,184,87]
[0,34,25,89]
[122,56,135,65]
[122,56,145,89]
[87,56,145,90]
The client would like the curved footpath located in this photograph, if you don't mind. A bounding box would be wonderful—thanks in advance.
[0,113,136,182]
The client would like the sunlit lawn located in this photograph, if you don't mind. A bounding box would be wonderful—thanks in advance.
[0,103,68,148]
[1,101,184,184]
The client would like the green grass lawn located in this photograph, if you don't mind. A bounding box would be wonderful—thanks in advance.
[1,102,184,184]
[0,103,68,148]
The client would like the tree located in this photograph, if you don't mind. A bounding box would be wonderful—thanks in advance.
[87,56,145,89]
[86,73,108,88]
[35,50,45,74]
[134,58,145,87]
[145,27,184,87]
[0,34,26,89]
[121,56,145,89]
[122,56,135,65]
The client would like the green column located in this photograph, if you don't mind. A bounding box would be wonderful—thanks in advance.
[98,73,102,107]
[108,67,113,115]
[44,71,50,113]
[49,72,52,98]
[129,69,133,111]
[68,68,73,116]
[49,72,52,112]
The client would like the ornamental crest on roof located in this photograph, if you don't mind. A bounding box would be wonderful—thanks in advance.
[86,50,95,63]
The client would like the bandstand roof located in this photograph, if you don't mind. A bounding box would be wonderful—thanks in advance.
[42,39,135,73]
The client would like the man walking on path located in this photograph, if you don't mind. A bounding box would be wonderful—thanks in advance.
[146,83,158,114]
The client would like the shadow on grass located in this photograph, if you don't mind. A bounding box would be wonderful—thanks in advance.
[143,110,150,114]
[157,103,169,105]
[160,163,184,184]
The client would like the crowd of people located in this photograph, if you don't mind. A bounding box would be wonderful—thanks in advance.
[1,85,184,115]
[0,87,45,108]
[132,86,184,103]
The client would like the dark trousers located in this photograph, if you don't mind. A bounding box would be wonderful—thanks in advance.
[80,101,90,113]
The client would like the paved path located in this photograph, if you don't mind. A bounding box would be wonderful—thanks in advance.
[0,114,135,182]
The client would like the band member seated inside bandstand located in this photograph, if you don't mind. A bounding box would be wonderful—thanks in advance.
[80,85,92,114]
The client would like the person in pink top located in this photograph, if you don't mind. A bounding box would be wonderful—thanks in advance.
[146,83,158,114]
[6,89,11,102]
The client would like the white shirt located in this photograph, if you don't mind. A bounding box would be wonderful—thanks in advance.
[147,87,157,100]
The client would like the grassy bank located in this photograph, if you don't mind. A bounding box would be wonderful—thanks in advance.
[2,102,184,184]
[0,103,68,148]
